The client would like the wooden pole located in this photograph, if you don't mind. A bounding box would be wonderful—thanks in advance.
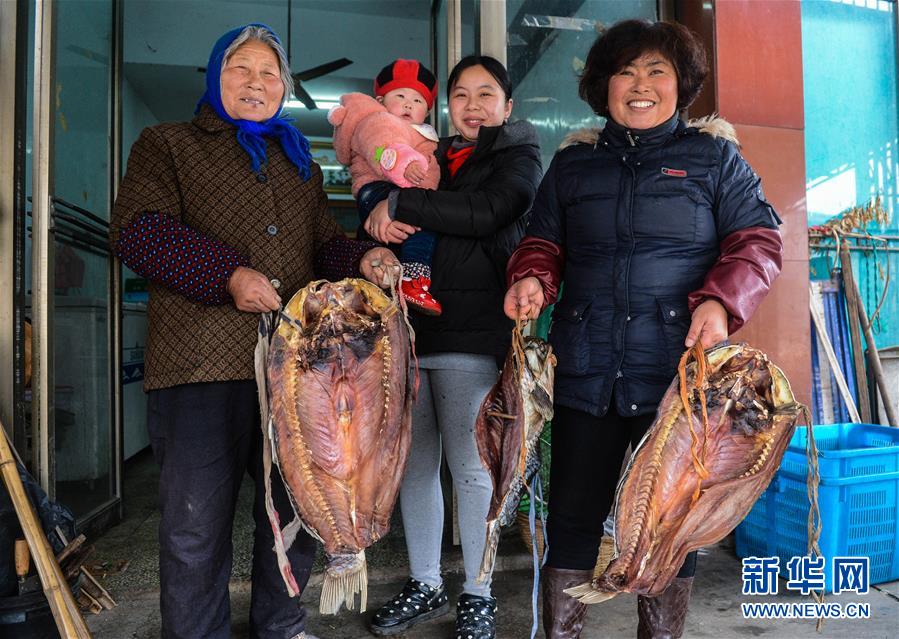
[0,420,91,637]
[809,285,861,423]
[841,258,899,427]
[840,246,873,423]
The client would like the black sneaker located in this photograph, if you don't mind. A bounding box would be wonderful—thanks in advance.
[454,593,497,639]
[368,578,450,636]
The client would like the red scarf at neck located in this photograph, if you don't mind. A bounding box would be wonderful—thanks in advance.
[445,145,475,178]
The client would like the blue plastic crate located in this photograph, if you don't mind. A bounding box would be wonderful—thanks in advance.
[736,423,899,592]
[778,423,899,479]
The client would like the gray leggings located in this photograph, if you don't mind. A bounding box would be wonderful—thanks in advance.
[399,352,498,597]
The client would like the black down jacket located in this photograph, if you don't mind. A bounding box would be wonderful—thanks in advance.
[394,121,542,363]
[525,115,780,417]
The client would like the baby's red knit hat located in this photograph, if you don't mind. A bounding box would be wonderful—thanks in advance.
[374,59,438,110]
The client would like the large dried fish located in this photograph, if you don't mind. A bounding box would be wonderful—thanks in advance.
[568,343,804,602]
[260,278,414,614]
[475,325,556,582]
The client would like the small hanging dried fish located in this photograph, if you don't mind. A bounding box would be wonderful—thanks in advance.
[567,343,804,603]
[475,324,556,582]
[258,278,414,614]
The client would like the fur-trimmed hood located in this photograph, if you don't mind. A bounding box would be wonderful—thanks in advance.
[558,114,738,150]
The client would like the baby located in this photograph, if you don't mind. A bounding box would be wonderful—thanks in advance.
[328,59,442,315]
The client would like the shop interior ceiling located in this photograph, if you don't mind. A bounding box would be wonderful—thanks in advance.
[123,0,449,138]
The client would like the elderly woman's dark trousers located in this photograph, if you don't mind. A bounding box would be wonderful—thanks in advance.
[545,403,697,577]
[147,380,316,639]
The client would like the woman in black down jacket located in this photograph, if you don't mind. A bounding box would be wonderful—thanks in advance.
[504,20,783,639]
[365,56,542,639]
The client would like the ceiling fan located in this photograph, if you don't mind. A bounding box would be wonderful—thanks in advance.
[197,1,353,110]
[288,57,353,110]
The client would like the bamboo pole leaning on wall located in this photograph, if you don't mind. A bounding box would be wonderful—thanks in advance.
[839,247,873,423]
[0,420,92,638]
[840,254,899,427]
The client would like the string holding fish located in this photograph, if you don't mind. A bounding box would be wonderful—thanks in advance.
[370,258,419,398]
[677,344,712,504]
[368,257,403,290]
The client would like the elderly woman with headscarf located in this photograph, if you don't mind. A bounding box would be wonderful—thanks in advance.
[504,20,783,639]
[110,24,393,639]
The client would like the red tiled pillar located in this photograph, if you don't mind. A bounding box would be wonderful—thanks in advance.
[714,0,812,408]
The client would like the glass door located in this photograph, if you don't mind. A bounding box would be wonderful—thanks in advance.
[504,0,658,167]
[30,0,120,524]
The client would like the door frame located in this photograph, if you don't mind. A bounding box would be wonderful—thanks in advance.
[29,0,123,530]
[31,0,56,493]
[0,0,23,448]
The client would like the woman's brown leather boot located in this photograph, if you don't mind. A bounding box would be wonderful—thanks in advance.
[542,567,592,638]
[636,576,694,638]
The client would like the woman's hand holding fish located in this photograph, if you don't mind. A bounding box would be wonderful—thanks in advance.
[361,247,402,288]
[227,266,282,312]
[504,277,545,320]
[685,299,728,349]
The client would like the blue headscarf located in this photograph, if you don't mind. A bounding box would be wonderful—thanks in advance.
[195,24,312,181]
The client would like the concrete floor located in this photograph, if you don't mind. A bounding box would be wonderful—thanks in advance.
[83,450,899,639]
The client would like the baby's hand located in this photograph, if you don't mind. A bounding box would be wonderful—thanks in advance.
[378,143,428,187]
[404,161,426,185]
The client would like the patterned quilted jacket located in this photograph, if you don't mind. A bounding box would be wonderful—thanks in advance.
[111,105,364,390]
